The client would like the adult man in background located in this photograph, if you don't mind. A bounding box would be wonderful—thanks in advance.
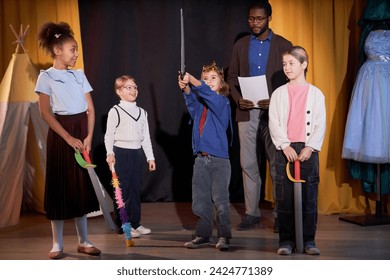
[227,0,292,231]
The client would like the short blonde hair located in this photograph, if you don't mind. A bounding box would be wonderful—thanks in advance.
[114,75,136,94]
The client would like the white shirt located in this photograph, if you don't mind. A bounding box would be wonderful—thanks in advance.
[104,100,155,161]
[35,68,92,115]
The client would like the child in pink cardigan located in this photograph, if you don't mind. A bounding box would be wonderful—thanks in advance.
[269,46,326,255]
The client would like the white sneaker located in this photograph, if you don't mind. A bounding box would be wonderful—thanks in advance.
[131,228,141,238]
[135,225,151,235]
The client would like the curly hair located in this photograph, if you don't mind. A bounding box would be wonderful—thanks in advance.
[37,22,75,58]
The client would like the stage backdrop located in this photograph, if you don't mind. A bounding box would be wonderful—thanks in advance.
[0,0,372,215]
[77,0,253,204]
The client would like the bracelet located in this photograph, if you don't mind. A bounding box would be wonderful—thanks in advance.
[107,153,115,156]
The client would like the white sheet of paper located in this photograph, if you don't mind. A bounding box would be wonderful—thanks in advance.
[238,75,269,107]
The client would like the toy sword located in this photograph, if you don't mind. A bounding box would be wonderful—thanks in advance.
[286,161,305,253]
[111,163,134,247]
[180,8,186,78]
[75,150,115,231]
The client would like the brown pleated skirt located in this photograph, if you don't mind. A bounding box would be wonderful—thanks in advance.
[44,112,99,220]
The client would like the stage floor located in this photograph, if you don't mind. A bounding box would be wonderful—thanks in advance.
[0,202,390,260]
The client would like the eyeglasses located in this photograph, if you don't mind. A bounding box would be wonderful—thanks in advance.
[121,85,138,91]
[248,16,268,23]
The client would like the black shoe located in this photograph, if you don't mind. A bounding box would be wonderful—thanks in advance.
[116,226,124,235]
[273,218,279,233]
[216,237,230,251]
[184,236,210,249]
[236,214,260,231]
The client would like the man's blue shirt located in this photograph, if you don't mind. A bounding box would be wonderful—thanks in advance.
[248,30,273,76]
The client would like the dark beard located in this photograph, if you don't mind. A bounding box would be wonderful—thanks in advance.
[252,27,267,38]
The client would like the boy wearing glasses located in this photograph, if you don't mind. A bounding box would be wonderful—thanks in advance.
[104,75,156,237]
[227,0,292,232]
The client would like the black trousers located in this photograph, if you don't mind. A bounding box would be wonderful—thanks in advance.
[275,142,319,248]
[113,147,143,229]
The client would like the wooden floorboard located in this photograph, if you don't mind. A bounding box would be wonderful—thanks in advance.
[1,202,390,260]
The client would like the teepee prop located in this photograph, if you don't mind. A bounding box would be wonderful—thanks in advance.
[111,163,134,247]
[0,25,48,228]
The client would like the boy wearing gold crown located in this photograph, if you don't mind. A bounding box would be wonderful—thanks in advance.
[178,62,232,250]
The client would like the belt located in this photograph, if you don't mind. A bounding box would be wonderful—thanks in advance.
[367,55,390,62]
[199,152,210,157]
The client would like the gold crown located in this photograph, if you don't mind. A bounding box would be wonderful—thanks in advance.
[202,61,224,76]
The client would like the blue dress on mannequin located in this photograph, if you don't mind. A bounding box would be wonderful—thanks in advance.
[342,30,390,163]
[342,30,390,194]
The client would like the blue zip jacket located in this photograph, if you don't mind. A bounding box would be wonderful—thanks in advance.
[183,81,231,159]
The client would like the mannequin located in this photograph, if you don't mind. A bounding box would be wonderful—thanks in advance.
[342,0,390,217]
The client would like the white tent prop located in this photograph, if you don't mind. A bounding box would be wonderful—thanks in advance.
[0,25,48,228]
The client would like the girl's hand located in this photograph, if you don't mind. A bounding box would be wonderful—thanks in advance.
[148,160,156,171]
[282,146,298,162]
[65,135,84,152]
[83,136,92,153]
[298,147,313,162]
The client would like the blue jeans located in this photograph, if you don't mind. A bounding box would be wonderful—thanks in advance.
[275,143,319,248]
[192,154,232,238]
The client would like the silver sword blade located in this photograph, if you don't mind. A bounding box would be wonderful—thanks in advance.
[86,167,115,231]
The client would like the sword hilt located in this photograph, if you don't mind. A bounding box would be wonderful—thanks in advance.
[286,161,305,183]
